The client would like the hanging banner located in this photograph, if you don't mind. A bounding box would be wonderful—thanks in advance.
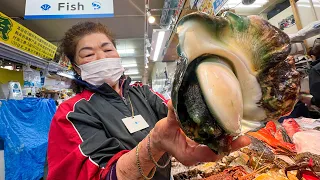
[24,0,114,19]
[212,0,228,15]
[197,0,228,16]
[0,12,57,60]
[198,0,215,16]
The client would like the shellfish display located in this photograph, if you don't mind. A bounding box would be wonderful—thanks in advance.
[171,12,300,154]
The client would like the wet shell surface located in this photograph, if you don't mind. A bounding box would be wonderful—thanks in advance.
[171,12,300,154]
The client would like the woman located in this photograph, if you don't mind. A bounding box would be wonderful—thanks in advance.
[300,39,320,109]
[44,22,250,180]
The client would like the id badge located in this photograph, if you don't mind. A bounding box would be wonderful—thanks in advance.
[122,115,149,134]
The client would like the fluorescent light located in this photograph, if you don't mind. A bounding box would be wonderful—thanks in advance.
[117,49,135,54]
[122,64,137,68]
[3,66,13,70]
[57,72,75,79]
[152,31,165,61]
[125,71,139,75]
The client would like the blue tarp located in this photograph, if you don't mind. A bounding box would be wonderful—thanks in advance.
[0,98,56,180]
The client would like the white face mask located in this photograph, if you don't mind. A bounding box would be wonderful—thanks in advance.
[77,58,125,87]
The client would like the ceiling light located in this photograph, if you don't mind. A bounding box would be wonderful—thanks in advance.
[147,11,155,24]
[57,71,75,79]
[145,64,148,68]
[117,49,135,54]
[3,66,13,70]
[151,31,165,61]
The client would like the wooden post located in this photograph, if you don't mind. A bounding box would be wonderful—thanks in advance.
[289,0,303,30]
[289,0,309,49]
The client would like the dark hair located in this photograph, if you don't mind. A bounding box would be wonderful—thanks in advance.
[60,22,116,93]
[310,38,320,59]
[61,21,116,64]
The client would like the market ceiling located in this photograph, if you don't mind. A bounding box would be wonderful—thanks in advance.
[0,0,165,82]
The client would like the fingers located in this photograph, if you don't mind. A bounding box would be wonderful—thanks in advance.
[173,135,221,166]
[181,136,251,165]
[166,100,177,123]
[175,142,221,166]
[231,135,251,151]
[174,135,251,166]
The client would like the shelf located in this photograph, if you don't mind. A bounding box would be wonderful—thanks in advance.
[0,42,66,72]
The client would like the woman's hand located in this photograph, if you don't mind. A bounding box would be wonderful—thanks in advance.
[151,100,251,166]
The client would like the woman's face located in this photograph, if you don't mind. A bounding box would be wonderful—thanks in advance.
[75,33,119,65]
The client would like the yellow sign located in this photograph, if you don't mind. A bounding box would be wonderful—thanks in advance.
[0,12,57,60]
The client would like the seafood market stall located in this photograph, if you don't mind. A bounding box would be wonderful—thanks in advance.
[168,5,320,180]
[171,118,320,180]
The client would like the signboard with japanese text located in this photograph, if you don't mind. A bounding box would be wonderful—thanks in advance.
[0,12,57,60]
[25,0,114,19]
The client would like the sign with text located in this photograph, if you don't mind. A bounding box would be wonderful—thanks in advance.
[24,0,114,19]
[212,0,228,15]
[0,12,57,60]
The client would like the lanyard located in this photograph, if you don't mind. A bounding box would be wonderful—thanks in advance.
[127,95,135,118]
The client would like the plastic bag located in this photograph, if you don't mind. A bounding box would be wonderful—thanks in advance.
[8,81,23,100]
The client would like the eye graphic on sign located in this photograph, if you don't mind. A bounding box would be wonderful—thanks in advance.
[41,4,51,11]
[92,2,101,10]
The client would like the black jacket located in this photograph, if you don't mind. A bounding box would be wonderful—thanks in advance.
[310,62,320,107]
[44,77,170,180]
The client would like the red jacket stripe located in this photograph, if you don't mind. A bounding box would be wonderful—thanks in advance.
[47,90,110,180]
